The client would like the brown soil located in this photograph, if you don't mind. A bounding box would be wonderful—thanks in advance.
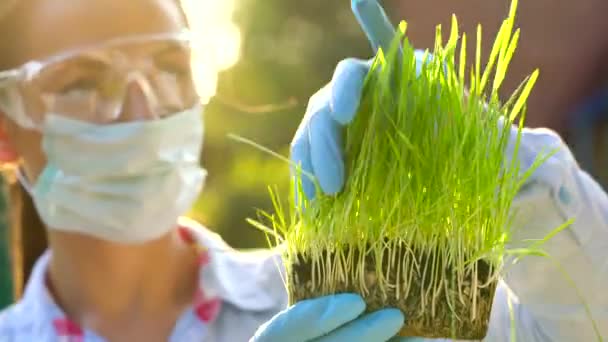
[288,246,497,340]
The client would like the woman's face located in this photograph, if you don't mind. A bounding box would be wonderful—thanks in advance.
[0,0,188,182]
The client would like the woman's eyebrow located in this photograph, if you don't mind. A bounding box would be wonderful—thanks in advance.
[69,56,111,69]
[144,40,188,57]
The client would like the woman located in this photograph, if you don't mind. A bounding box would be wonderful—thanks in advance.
[0,0,606,341]
[0,0,411,341]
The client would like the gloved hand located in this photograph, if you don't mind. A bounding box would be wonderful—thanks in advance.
[251,293,418,342]
[290,0,424,200]
[286,1,426,341]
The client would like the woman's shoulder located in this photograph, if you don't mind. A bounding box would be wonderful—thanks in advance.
[0,303,15,339]
[0,300,52,341]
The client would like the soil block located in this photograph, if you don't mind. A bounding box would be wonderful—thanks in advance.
[288,246,497,340]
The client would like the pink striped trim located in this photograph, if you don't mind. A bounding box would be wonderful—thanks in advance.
[194,297,222,322]
[177,224,223,323]
[53,319,84,341]
[197,251,210,267]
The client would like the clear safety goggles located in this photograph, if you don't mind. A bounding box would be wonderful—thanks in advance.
[0,30,214,130]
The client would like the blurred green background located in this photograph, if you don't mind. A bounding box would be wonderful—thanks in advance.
[188,0,376,249]
[184,0,608,248]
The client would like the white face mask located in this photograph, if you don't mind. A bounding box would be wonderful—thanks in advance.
[18,105,206,243]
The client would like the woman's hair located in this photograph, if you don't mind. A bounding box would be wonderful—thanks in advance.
[9,180,47,296]
[0,0,48,295]
[0,172,47,298]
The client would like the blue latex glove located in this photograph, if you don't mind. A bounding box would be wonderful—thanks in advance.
[287,1,425,341]
[291,0,409,200]
[250,294,408,342]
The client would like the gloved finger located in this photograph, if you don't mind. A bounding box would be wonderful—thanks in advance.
[352,0,396,53]
[251,294,366,342]
[313,308,405,342]
[414,50,432,77]
[290,127,316,200]
[329,58,371,125]
[309,105,345,195]
[388,336,427,342]
[290,85,332,200]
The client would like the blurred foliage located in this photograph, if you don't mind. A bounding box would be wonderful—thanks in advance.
[188,0,389,248]
[0,178,13,308]
[189,0,605,249]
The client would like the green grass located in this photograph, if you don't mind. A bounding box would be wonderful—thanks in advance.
[279,0,534,295]
[243,0,572,334]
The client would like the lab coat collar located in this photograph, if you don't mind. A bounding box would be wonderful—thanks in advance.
[179,217,288,312]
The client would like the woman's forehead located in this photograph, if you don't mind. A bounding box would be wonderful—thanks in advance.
[11,0,187,65]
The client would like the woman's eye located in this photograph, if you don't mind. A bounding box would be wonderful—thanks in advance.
[161,67,190,79]
[157,61,191,77]
[154,50,192,76]
[58,77,100,94]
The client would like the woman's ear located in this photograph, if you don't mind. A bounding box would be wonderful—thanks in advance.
[0,115,19,163]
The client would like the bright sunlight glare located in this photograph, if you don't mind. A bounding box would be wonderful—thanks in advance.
[180,0,242,102]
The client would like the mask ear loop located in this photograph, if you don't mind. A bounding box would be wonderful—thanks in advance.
[15,167,34,196]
